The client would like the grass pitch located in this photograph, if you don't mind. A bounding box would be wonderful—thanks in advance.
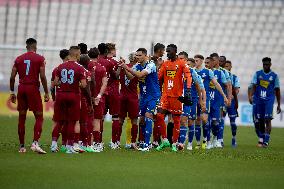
[0,115,283,189]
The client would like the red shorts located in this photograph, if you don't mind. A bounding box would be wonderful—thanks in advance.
[119,95,139,119]
[104,93,120,115]
[93,95,105,119]
[17,84,43,112]
[158,95,182,115]
[53,92,81,121]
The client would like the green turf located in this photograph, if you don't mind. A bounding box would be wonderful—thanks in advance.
[0,115,284,189]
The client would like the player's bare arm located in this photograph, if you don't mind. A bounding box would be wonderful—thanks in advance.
[275,87,281,114]
[120,62,148,79]
[212,78,229,105]
[233,87,239,110]
[9,66,17,104]
[94,76,108,106]
[39,63,50,102]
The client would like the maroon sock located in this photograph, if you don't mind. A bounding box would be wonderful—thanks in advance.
[153,121,160,142]
[138,123,145,142]
[93,131,100,143]
[33,113,43,142]
[74,133,80,143]
[18,113,26,145]
[52,122,61,141]
[67,121,75,146]
[112,119,120,143]
[80,122,88,146]
[99,120,104,143]
[131,124,138,143]
[61,122,67,145]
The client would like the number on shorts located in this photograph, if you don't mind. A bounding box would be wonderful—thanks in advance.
[61,69,74,84]
[24,60,31,75]
[209,91,215,99]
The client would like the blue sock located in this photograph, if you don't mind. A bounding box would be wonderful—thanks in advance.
[195,125,201,142]
[178,126,187,144]
[212,121,219,137]
[254,120,260,138]
[230,117,237,137]
[202,121,209,141]
[264,133,270,144]
[188,125,194,143]
[144,117,153,146]
[217,118,224,140]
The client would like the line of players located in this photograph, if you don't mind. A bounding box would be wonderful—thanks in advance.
[10,38,281,154]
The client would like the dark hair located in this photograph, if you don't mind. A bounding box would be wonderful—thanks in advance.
[154,43,165,53]
[262,57,271,63]
[206,56,213,61]
[26,38,37,46]
[178,51,189,59]
[225,60,232,64]
[136,48,147,55]
[210,53,219,58]
[88,47,100,59]
[79,54,90,67]
[167,44,177,52]
[78,43,88,54]
[220,55,226,60]
[98,43,108,55]
[188,58,195,63]
[59,49,69,60]
[194,54,204,60]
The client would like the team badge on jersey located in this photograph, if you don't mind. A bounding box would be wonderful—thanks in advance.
[166,70,177,78]
[269,76,273,81]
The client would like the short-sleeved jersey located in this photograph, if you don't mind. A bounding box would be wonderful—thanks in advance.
[51,67,58,81]
[209,68,227,101]
[88,60,107,97]
[105,57,120,94]
[184,68,204,99]
[55,61,86,93]
[196,67,215,99]
[252,70,280,101]
[120,64,138,97]
[219,67,230,94]
[13,51,45,86]
[158,58,192,97]
[231,74,240,88]
[133,60,161,99]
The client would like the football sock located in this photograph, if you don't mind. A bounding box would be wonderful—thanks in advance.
[131,124,138,143]
[172,116,181,143]
[153,121,161,143]
[156,113,167,139]
[67,121,76,146]
[145,117,153,146]
[52,122,62,141]
[195,125,201,142]
[112,117,120,143]
[18,113,26,145]
[178,125,187,144]
[230,117,237,137]
[33,113,43,142]
[264,133,270,144]
[217,118,224,140]
[188,125,194,143]
[212,120,219,137]
[202,121,209,141]
[167,122,174,144]
[138,122,145,142]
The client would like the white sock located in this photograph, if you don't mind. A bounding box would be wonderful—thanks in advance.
[51,141,57,146]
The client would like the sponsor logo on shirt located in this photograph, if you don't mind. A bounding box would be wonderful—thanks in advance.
[166,70,176,78]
